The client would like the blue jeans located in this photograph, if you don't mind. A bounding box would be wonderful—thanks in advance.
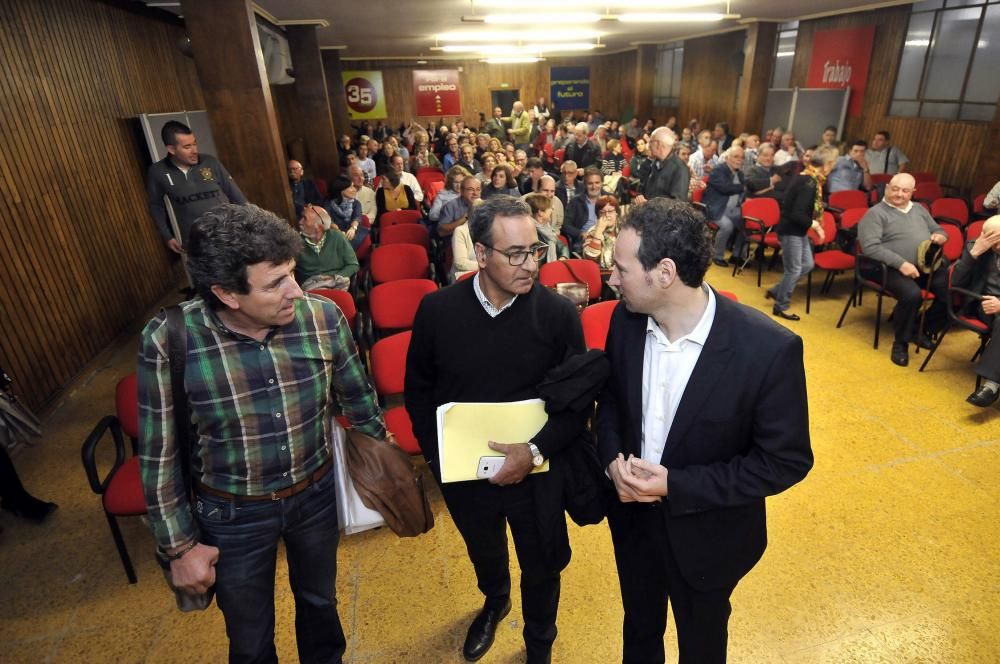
[195,465,344,664]
[712,206,745,261]
[772,234,814,312]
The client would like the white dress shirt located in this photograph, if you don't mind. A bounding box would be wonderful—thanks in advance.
[473,272,517,317]
[641,285,717,464]
[399,170,424,202]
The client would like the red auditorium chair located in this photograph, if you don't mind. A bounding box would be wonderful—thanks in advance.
[81,373,146,584]
[914,181,944,204]
[735,198,781,287]
[971,193,989,221]
[308,288,361,349]
[939,223,964,262]
[931,198,969,229]
[368,243,431,286]
[368,331,421,455]
[457,270,478,282]
[366,278,437,344]
[911,171,937,183]
[424,180,445,208]
[806,212,855,314]
[380,209,423,227]
[717,291,739,302]
[918,265,993,373]
[826,190,869,217]
[538,259,604,304]
[380,223,431,249]
[580,300,618,350]
[966,220,985,242]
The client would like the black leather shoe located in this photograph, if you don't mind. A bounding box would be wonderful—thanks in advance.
[712,258,728,268]
[891,342,909,367]
[765,290,776,301]
[1,499,58,523]
[463,599,512,661]
[966,385,1000,407]
[772,307,799,321]
[913,334,935,351]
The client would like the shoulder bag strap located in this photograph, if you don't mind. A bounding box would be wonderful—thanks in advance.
[561,259,586,286]
[164,306,192,495]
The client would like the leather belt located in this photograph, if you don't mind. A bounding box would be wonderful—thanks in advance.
[196,459,332,503]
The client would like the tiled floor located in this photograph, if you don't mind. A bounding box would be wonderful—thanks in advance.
[1,261,998,663]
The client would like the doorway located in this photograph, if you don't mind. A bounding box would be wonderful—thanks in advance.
[491,89,521,115]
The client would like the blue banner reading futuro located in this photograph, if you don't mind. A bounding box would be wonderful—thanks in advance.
[550,66,590,111]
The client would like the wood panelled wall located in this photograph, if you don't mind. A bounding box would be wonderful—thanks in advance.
[344,51,638,131]
[791,5,992,193]
[675,31,745,136]
[0,0,202,412]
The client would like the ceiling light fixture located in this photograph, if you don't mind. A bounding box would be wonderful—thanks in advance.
[481,57,543,64]
[616,12,734,22]
[473,0,720,7]
[435,29,602,42]
[482,13,602,24]
[437,43,598,54]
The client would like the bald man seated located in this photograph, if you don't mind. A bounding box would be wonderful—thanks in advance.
[858,173,950,367]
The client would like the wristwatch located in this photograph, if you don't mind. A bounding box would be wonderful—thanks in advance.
[528,443,545,467]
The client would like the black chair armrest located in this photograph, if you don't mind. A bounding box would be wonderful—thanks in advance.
[856,254,889,287]
[80,415,126,495]
[934,216,963,229]
[951,285,984,301]
[825,204,845,215]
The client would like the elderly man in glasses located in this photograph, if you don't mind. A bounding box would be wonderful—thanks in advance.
[405,195,587,664]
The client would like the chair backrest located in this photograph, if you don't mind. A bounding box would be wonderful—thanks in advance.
[621,162,631,178]
[809,211,837,246]
[580,300,618,350]
[691,183,706,204]
[380,223,430,249]
[115,373,139,440]
[354,232,373,263]
[966,219,985,241]
[741,197,780,229]
[717,290,739,302]
[457,269,478,282]
[911,171,936,183]
[914,181,943,203]
[940,223,963,262]
[554,148,565,166]
[828,190,868,211]
[368,279,438,331]
[369,331,412,397]
[972,193,987,216]
[931,197,969,227]
[424,180,445,207]
[380,209,423,227]
[307,288,358,330]
[369,244,430,283]
[417,166,445,179]
[870,173,892,186]
[839,207,867,230]
[372,175,382,190]
[538,259,603,302]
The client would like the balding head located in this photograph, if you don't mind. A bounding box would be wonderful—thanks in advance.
[538,175,556,197]
[983,215,1000,238]
[513,101,524,113]
[885,173,917,208]
[288,160,303,182]
[648,127,676,160]
[348,164,364,188]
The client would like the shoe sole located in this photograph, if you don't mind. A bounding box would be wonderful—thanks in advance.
[463,602,512,662]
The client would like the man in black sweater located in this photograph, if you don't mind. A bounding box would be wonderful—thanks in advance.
[405,195,587,664]
[634,127,689,204]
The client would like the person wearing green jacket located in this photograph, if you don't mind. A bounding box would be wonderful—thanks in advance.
[295,204,360,291]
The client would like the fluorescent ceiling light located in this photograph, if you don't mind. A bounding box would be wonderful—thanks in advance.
[481,57,543,64]
[617,12,731,22]
[474,0,719,6]
[435,29,602,42]
[905,39,930,46]
[483,13,601,23]
[440,43,597,53]
[775,51,795,58]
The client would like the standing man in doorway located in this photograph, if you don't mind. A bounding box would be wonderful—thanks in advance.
[146,120,247,254]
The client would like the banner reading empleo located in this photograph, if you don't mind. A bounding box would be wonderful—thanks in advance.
[413,69,462,116]
[342,70,387,120]
[805,26,875,117]
[550,66,590,111]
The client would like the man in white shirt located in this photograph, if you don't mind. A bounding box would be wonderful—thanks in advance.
[348,165,376,222]
[865,130,910,175]
[390,154,423,203]
[356,144,376,184]
[597,198,813,664]
[687,140,719,178]
[773,132,804,167]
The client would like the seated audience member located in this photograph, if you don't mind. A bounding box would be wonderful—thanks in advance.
[457,144,481,175]
[582,194,621,270]
[985,180,1000,210]
[766,147,838,321]
[745,144,787,200]
[482,164,520,199]
[827,140,873,194]
[688,139,720,178]
[858,173,950,367]
[952,216,1000,406]
[528,174,565,233]
[865,130,910,175]
[442,136,461,171]
[487,136,504,155]
[519,157,547,195]
[388,154,423,204]
[557,161,585,205]
[624,117,642,142]
[774,132,804,167]
[743,134,760,171]
[411,141,441,171]
[552,123,572,151]
[326,176,369,251]
[680,126,697,153]
[0,443,57,524]
[593,124,610,154]
[768,127,784,149]
[601,139,626,176]
[374,141,396,176]
[676,144,704,198]
[295,203,360,291]
[429,165,472,223]
[511,150,529,183]
[389,135,409,165]
[338,134,354,169]
[635,127,689,203]
[524,193,568,266]
[819,126,845,155]
[356,143,376,185]
[450,199,480,282]
[349,164,377,223]
[437,176,481,238]
[474,133,491,160]
[477,154,496,184]
[565,122,602,174]
[704,146,747,267]
[564,167,611,251]
[714,122,734,151]
[375,169,418,223]
[630,138,650,177]
[288,160,325,208]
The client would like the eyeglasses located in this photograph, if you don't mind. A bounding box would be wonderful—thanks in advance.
[480,243,549,266]
[599,208,618,216]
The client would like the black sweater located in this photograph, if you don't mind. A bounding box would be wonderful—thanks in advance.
[776,174,817,236]
[404,279,587,480]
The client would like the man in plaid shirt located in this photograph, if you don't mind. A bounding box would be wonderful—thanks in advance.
[139,204,385,664]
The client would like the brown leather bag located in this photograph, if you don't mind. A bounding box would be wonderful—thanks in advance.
[345,429,434,537]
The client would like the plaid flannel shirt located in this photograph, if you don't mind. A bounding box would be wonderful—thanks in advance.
[138,294,384,550]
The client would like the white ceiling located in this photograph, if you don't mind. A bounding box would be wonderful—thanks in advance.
[151,1,912,60]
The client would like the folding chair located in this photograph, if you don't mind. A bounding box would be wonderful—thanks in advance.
[580,300,618,350]
[538,259,604,304]
[734,198,781,287]
[366,278,438,345]
[918,264,992,372]
[369,331,421,454]
[806,212,855,313]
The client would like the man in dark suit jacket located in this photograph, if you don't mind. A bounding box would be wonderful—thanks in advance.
[952,215,1000,406]
[634,127,689,204]
[596,199,814,663]
[485,106,508,140]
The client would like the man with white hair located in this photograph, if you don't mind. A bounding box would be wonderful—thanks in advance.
[533,174,565,232]
[507,101,532,152]
[953,215,1000,406]
[391,154,424,203]
[564,122,601,174]
[857,173,949,367]
[634,127,689,204]
[349,164,376,222]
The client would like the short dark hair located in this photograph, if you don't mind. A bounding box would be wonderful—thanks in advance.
[583,166,602,182]
[161,120,192,147]
[384,169,401,188]
[492,164,514,187]
[824,125,838,133]
[851,139,868,149]
[716,122,730,135]
[469,195,530,249]
[331,176,353,200]
[186,204,302,309]
[526,157,544,171]
[623,199,711,288]
[876,130,891,141]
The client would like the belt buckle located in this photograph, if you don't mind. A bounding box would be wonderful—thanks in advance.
[271,491,280,501]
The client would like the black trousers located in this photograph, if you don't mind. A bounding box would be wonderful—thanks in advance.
[608,503,736,664]
[861,265,949,344]
[972,309,1000,382]
[440,479,564,661]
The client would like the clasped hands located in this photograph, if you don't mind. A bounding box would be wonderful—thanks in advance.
[608,453,668,503]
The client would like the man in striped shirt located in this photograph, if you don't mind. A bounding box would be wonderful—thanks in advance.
[139,204,385,663]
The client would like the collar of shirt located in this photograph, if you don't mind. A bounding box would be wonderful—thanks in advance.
[473,272,517,317]
[645,284,717,351]
[201,300,280,344]
[882,199,913,214]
